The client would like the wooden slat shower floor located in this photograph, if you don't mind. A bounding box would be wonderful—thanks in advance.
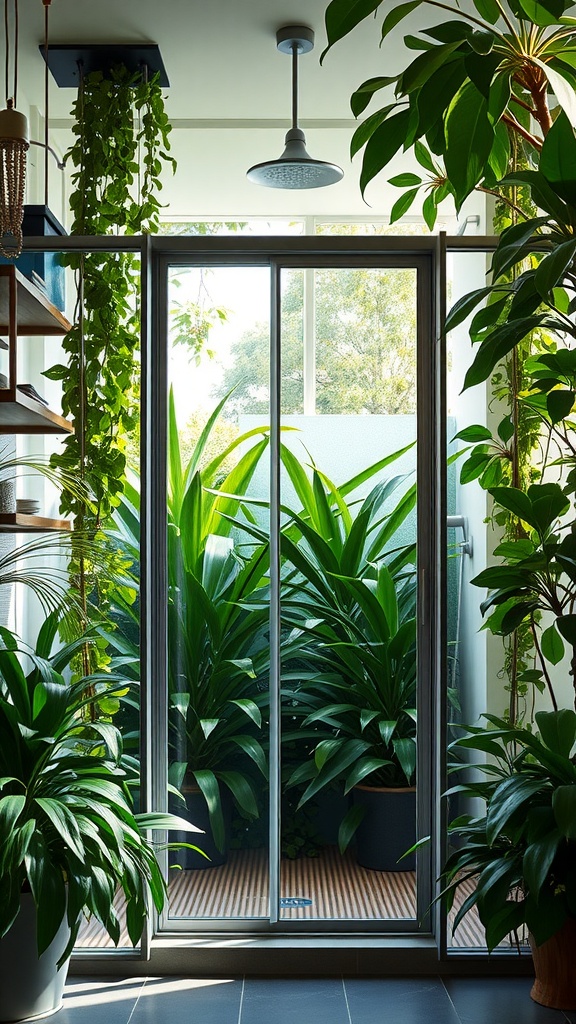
[77,847,490,949]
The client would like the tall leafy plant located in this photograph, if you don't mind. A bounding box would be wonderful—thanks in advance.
[322,0,576,224]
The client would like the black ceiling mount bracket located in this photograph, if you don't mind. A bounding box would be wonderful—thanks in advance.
[40,43,170,87]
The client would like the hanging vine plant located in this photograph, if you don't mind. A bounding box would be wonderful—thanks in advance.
[46,64,175,526]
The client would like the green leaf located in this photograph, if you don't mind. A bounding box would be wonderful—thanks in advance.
[553,786,576,839]
[534,239,576,300]
[547,389,575,424]
[351,77,397,117]
[350,105,396,159]
[338,803,366,853]
[471,0,501,23]
[381,1,421,40]
[540,625,565,666]
[516,0,564,24]
[359,110,411,197]
[322,0,384,61]
[414,139,436,172]
[389,188,420,223]
[445,82,494,208]
[486,776,546,845]
[536,709,576,758]
[557,614,576,647]
[537,111,573,201]
[389,172,422,187]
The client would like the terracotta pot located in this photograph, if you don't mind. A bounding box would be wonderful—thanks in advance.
[530,917,576,1010]
[352,785,416,872]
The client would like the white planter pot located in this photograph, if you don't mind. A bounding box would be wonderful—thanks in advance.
[0,894,71,1022]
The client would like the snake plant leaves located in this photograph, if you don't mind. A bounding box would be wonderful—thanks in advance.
[445,82,495,207]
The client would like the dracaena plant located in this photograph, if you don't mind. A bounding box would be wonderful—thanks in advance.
[322,0,576,225]
[0,622,201,962]
[235,442,418,847]
[166,388,273,851]
[443,709,576,950]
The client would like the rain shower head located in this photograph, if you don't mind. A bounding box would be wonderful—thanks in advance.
[246,26,343,190]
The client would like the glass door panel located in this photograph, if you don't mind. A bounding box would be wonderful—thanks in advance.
[278,264,419,923]
[165,264,271,922]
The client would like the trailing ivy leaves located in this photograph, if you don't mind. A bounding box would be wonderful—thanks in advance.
[49,66,175,524]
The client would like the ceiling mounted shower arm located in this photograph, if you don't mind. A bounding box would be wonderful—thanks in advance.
[291,42,298,131]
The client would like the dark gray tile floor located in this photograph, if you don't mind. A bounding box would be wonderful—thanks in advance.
[59,976,576,1024]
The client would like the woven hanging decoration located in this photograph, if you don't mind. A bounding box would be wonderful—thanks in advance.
[0,98,28,257]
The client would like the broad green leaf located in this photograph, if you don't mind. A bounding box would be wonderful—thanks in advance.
[390,188,420,224]
[471,0,501,23]
[445,82,495,208]
[414,139,436,172]
[536,709,576,758]
[547,389,574,424]
[486,776,546,845]
[350,105,396,159]
[218,770,259,819]
[534,239,576,299]
[351,76,397,117]
[400,42,461,93]
[381,1,421,40]
[322,0,384,61]
[540,111,576,203]
[359,110,411,197]
[338,803,366,852]
[389,172,422,186]
[517,0,564,24]
[464,51,500,98]
[553,786,576,839]
[557,614,576,646]
[540,625,565,666]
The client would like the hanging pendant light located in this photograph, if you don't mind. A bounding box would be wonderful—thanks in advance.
[0,0,28,258]
[247,25,343,190]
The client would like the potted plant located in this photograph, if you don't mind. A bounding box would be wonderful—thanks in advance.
[0,624,202,1023]
[277,455,418,870]
[442,709,576,1009]
[166,391,272,866]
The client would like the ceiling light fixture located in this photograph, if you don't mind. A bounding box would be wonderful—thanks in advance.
[247,25,343,190]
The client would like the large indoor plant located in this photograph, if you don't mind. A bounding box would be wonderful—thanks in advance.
[0,624,202,1022]
[443,709,576,1008]
[166,392,271,865]
[277,455,418,870]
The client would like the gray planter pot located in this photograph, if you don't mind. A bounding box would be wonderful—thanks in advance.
[352,785,416,872]
[0,893,71,1022]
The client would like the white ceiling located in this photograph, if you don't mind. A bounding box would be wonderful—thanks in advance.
[17,0,484,225]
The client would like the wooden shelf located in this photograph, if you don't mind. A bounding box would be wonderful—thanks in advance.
[0,388,73,433]
[0,265,71,335]
[0,512,71,533]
